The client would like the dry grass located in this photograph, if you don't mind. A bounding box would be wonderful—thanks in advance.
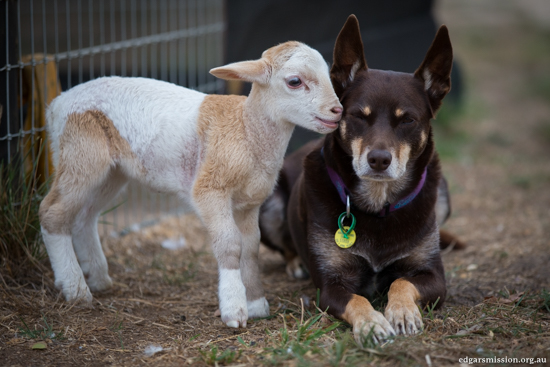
[1,212,549,366]
[2,0,550,366]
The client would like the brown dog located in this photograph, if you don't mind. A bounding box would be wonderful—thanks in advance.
[260,15,463,344]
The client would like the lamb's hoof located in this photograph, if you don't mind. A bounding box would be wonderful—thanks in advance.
[62,283,93,308]
[219,269,248,328]
[222,308,247,328]
[247,297,270,318]
[221,297,248,328]
[226,320,240,328]
[87,273,113,292]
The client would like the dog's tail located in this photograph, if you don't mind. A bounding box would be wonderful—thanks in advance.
[439,229,467,250]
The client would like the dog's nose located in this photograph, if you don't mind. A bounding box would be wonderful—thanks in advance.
[367,150,392,171]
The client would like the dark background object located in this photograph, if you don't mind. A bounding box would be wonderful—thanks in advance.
[226,0,462,153]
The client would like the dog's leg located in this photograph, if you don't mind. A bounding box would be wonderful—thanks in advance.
[260,190,306,279]
[384,279,423,335]
[384,266,446,335]
[319,284,395,345]
[195,192,248,328]
[285,255,307,279]
[341,294,396,345]
[72,171,127,293]
[236,207,269,319]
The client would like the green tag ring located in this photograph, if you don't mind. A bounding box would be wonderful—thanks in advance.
[338,212,356,239]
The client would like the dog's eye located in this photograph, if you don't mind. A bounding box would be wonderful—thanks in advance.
[401,117,415,124]
[352,111,366,120]
[286,77,303,89]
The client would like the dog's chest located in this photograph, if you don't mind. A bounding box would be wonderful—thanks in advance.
[345,238,409,273]
[311,222,410,276]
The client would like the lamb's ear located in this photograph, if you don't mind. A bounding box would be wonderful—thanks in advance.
[210,59,271,85]
[414,25,453,114]
[330,14,368,97]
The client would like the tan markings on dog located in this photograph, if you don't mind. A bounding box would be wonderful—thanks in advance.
[339,120,346,139]
[355,173,411,214]
[420,131,427,147]
[363,106,371,116]
[395,108,404,117]
[350,138,363,159]
[397,143,411,174]
[343,294,396,343]
[388,279,420,304]
[341,294,376,322]
[385,278,423,334]
[40,110,138,234]
[380,233,438,326]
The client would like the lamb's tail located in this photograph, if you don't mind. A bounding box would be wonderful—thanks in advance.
[45,95,69,167]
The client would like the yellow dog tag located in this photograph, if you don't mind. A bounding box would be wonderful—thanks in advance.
[335,226,356,248]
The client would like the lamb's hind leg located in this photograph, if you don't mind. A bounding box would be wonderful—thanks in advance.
[72,170,127,293]
[236,207,269,318]
[39,110,119,305]
[40,182,92,305]
[39,166,113,305]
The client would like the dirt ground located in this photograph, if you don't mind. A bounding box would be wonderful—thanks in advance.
[1,0,550,366]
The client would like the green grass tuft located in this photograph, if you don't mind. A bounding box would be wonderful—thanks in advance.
[198,345,242,365]
[0,157,49,273]
[18,315,63,340]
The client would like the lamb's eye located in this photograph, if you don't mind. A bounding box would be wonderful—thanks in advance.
[286,77,303,88]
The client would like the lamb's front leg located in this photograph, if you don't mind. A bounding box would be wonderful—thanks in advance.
[195,193,248,328]
[235,207,269,318]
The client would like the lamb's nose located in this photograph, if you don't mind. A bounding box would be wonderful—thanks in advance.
[367,149,392,171]
[331,106,343,117]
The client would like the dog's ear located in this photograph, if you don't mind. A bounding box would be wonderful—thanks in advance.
[210,59,271,85]
[330,14,368,97]
[415,25,453,114]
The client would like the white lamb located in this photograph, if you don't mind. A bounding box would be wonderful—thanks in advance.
[39,41,342,328]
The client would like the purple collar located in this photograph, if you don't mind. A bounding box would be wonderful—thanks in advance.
[322,148,427,217]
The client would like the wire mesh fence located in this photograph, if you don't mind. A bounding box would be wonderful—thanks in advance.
[0,0,225,237]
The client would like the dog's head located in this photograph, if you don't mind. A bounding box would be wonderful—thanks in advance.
[330,15,453,182]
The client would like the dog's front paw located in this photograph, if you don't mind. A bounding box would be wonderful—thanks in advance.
[353,310,396,345]
[247,297,270,318]
[219,269,248,328]
[385,300,423,335]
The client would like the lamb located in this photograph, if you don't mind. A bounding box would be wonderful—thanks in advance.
[39,41,342,328]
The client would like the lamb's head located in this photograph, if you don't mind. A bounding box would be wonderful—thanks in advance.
[210,41,342,134]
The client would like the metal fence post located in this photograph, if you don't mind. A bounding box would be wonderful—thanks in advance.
[0,0,19,166]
